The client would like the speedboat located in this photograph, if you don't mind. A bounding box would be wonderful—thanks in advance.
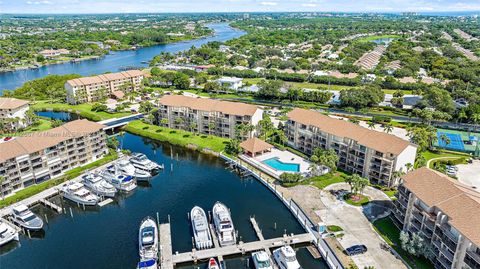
[11,204,44,230]
[273,246,302,269]
[82,173,117,198]
[0,220,19,247]
[139,216,158,260]
[62,182,99,206]
[130,152,163,174]
[212,202,236,247]
[101,165,137,192]
[117,159,151,181]
[136,259,157,269]
[252,251,274,269]
[208,258,220,269]
[191,206,213,249]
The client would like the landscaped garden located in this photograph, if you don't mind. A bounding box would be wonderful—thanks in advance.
[373,217,434,269]
[344,192,370,206]
[32,101,131,122]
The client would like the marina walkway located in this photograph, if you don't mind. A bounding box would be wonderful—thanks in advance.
[159,223,174,269]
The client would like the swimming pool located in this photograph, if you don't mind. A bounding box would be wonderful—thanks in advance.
[262,157,300,172]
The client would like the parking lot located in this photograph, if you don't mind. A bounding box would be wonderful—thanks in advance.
[320,183,407,269]
[457,160,480,190]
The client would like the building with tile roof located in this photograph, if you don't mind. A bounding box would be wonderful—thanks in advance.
[0,97,31,131]
[393,167,480,269]
[65,70,144,104]
[285,108,417,186]
[0,119,108,197]
[156,95,263,140]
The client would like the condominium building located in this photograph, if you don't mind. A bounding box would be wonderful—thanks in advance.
[65,70,144,104]
[393,167,480,269]
[0,97,30,131]
[155,95,263,139]
[285,108,417,186]
[0,120,108,197]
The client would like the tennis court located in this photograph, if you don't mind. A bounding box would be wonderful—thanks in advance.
[435,128,480,153]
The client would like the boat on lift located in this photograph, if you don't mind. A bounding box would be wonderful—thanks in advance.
[11,204,44,231]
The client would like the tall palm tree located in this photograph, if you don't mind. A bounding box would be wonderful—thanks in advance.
[439,134,451,148]
[383,123,394,134]
[367,121,375,130]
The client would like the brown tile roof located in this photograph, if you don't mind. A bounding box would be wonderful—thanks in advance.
[287,108,415,155]
[66,70,144,87]
[158,95,260,116]
[0,119,104,162]
[402,167,480,246]
[240,138,273,154]
[0,97,29,110]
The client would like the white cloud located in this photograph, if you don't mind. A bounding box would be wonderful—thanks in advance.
[260,1,278,6]
[301,3,318,7]
[26,0,52,4]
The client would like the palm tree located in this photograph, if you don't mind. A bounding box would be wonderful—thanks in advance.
[405,163,413,172]
[308,163,319,176]
[383,123,394,134]
[367,121,376,130]
[390,169,405,188]
[118,131,126,150]
[208,122,216,135]
[189,122,197,133]
[174,117,184,129]
[472,113,480,124]
[160,118,169,127]
[439,134,451,148]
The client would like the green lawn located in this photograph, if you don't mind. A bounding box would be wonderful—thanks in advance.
[32,101,131,122]
[373,217,434,269]
[327,225,344,232]
[283,170,348,189]
[344,193,370,206]
[357,34,401,43]
[0,152,118,208]
[0,118,53,138]
[123,120,229,153]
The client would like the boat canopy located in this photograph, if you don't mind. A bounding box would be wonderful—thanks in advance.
[137,259,156,268]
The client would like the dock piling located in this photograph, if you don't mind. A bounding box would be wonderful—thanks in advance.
[69,207,73,218]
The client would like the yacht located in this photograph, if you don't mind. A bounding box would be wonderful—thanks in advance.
[62,182,99,206]
[11,204,44,231]
[136,259,157,269]
[190,206,213,249]
[101,165,137,192]
[139,216,158,260]
[212,202,236,247]
[273,246,302,269]
[0,220,19,247]
[117,159,151,181]
[208,258,220,269]
[252,251,274,269]
[82,173,117,198]
[130,152,163,174]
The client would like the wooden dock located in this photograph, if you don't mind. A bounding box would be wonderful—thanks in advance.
[39,198,62,213]
[159,223,174,269]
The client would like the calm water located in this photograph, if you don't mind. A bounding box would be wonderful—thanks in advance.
[0,133,327,269]
[35,111,81,122]
[0,23,244,92]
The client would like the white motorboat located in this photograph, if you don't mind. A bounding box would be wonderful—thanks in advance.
[139,216,158,260]
[101,165,137,192]
[0,220,19,247]
[136,259,158,269]
[11,204,44,231]
[273,246,302,269]
[62,182,99,206]
[117,159,151,181]
[252,251,274,269]
[82,173,117,198]
[208,258,220,269]
[212,202,236,247]
[130,152,163,174]
[190,206,213,249]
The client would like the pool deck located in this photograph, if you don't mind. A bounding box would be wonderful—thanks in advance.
[240,148,311,179]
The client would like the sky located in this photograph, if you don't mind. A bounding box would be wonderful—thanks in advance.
[0,0,480,14]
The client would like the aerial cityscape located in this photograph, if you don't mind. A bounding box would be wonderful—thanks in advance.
[1,1,480,269]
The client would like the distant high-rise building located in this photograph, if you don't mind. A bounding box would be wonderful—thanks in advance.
[243,13,250,19]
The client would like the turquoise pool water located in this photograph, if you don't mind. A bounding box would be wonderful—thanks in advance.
[262,157,300,172]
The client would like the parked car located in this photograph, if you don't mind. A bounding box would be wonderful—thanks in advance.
[345,244,368,256]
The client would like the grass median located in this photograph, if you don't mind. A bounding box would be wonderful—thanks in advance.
[123,120,229,153]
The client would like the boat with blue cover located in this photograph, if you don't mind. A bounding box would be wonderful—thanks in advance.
[101,165,137,192]
[139,216,158,260]
[136,259,157,269]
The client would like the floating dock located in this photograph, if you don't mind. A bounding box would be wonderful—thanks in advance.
[158,221,313,267]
